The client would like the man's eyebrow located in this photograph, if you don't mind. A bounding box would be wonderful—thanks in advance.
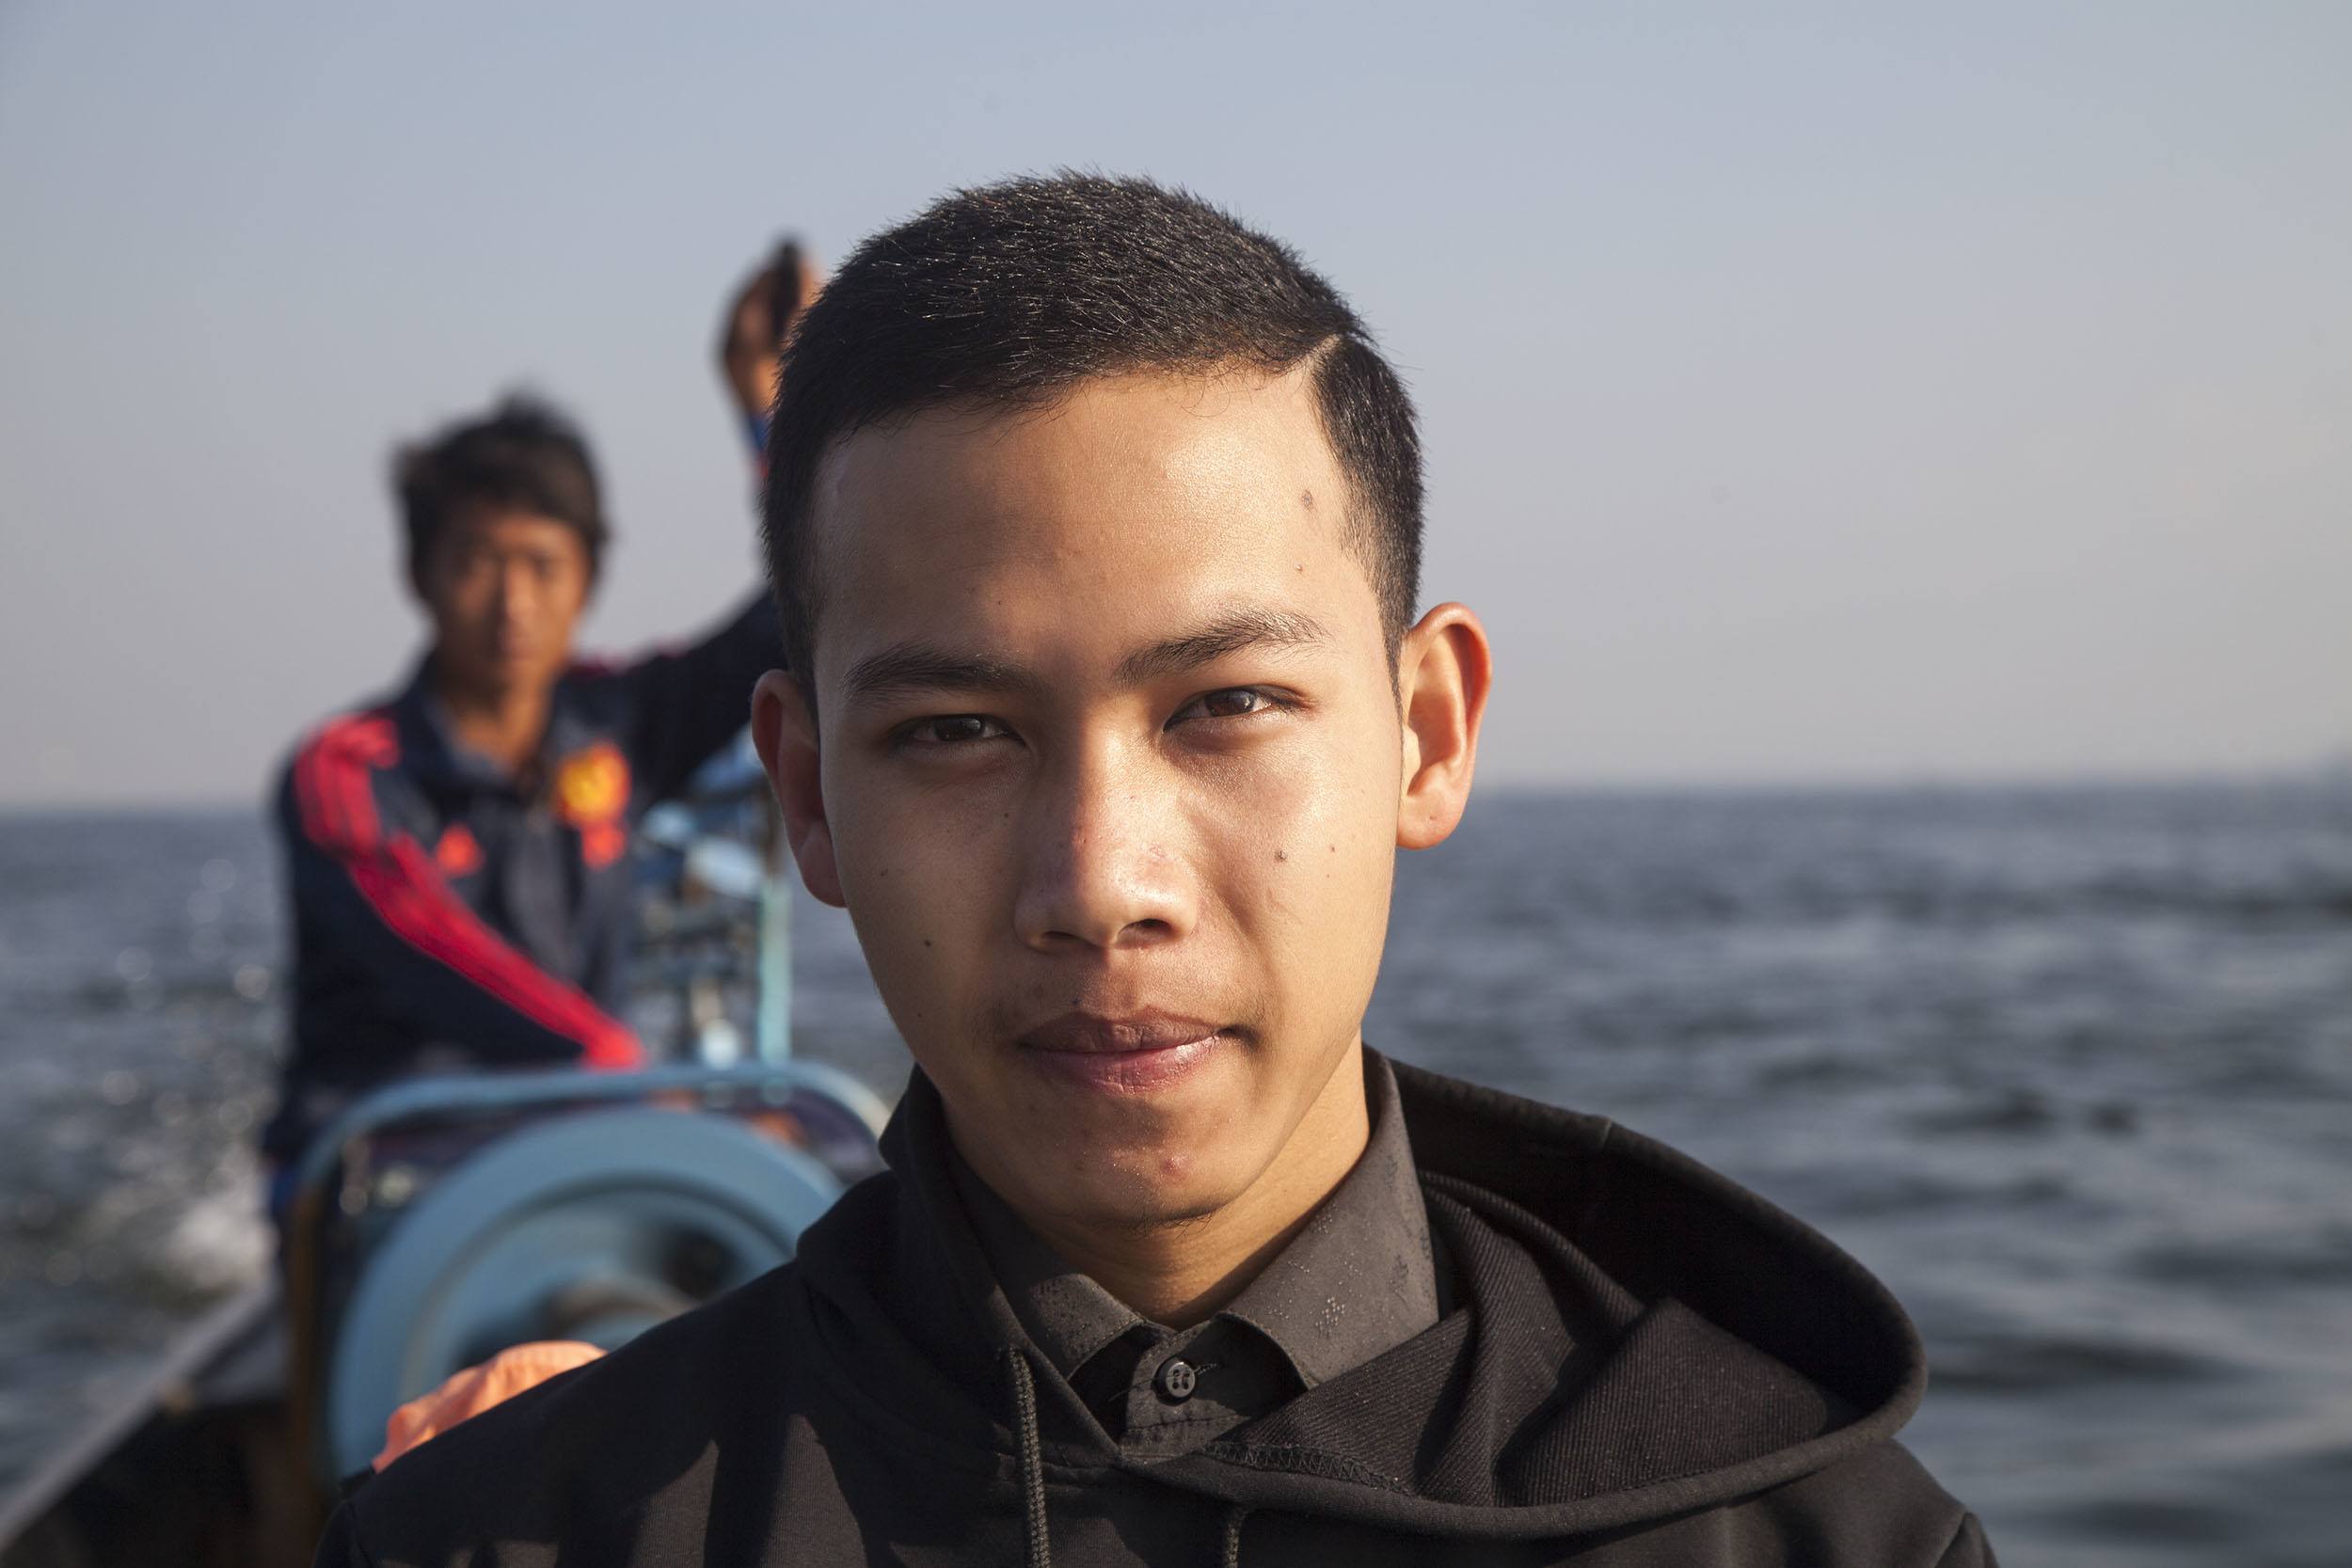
[840,610,1331,708]
[1115,608,1330,686]
[841,642,1048,706]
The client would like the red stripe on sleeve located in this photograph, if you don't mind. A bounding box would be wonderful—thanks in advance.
[357,842,643,1069]
[294,712,398,851]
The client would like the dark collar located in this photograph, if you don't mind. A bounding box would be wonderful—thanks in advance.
[388,651,600,792]
[947,1049,1439,1390]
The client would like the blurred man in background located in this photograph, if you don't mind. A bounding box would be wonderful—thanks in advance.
[258,251,818,1204]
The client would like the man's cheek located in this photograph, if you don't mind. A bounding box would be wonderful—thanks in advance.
[1244,746,1381,875]
[856,851,992,1025]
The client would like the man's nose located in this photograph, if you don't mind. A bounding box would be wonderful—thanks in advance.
[498,562,537,619]
[1011,749,1193,954]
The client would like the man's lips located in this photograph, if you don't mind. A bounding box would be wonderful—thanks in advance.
[1016,1011,1231,1092]
[1019,1011,1222,1053]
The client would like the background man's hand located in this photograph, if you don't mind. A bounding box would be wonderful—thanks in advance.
[718,242,822,421]
[374,1340,606,1470]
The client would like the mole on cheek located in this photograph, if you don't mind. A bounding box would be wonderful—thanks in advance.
[1300,489,1315,510]
[1275,848,1289,862]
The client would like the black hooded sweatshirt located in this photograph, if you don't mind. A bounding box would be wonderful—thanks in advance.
[317,1055,1995,1565]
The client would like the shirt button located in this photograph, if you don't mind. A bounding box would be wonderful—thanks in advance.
[1154,1357,1198,1402]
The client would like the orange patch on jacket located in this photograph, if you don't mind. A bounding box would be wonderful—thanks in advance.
[433,823,485,877]
[555,742,629,823]
[554,743,630,867]
[580,820,627,869]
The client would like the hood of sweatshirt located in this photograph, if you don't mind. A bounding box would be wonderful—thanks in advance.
[786,1050,1929,1546]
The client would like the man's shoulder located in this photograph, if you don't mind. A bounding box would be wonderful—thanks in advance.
[286,706,403,778]
[1741,1439,1993,1567]
[344,1265,812,1559]
[278,703,414,849]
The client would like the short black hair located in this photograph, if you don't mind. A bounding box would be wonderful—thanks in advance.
[395,394,610,589]
[761,173,1422,687]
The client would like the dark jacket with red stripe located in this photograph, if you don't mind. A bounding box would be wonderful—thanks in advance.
[262,594,779,1164]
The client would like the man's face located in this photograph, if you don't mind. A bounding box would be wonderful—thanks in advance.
[416,509,593,699]
[768,367,1467,1233]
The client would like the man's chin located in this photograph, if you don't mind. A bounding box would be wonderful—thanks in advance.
[1046,1173,1241,1233]
[445,653,547,697]
[941,1044,1264,1222]
[1022,1123,1256,1230]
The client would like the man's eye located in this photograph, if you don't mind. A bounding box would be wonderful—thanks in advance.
[901,715,1006,747]
[1171,688,1278,726]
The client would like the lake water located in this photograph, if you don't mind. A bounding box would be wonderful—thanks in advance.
[3,782,2348,1563]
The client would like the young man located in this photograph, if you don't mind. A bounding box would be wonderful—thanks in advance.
[261,258,813,1180]
[317,177,1994,1565]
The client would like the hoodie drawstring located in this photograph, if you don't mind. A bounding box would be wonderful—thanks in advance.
[1004,1345,1052,1568]
[1004,1344,1257,1568]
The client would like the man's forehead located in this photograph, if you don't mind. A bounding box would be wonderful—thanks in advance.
[447,508,582,548]
[814,370,1346,559]
[803,369,1375,684]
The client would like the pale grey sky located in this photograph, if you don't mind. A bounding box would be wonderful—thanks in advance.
[2,2,2345,807]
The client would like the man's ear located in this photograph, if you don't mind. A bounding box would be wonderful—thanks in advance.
[752,671,846,907]
[1394,603,1493,851]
